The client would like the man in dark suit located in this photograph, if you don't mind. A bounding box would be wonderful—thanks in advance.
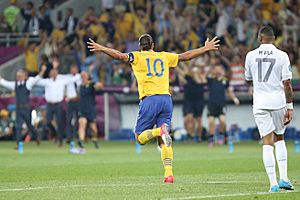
[63,8,78,43]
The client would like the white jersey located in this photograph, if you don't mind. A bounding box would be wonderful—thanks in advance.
[244,44,292,109]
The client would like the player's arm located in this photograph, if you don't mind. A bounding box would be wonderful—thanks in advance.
[87,38,129,62]
[282,53,293,125]
[227,86,240,106]
[178,37,220,62]
[283,79,293,125]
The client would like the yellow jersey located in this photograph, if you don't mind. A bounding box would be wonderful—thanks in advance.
[128,51,178,99]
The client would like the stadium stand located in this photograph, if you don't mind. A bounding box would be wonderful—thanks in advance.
[0,0,299,141]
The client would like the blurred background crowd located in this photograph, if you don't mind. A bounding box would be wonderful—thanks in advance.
[0,0,300,141]
[1,0,300,87]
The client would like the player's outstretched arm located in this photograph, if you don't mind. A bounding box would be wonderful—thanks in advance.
[87,38,128,62]
[283,79,293,125]
[178,37,220,62]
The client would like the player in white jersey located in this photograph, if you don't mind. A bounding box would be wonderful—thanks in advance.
[244,26,294,192]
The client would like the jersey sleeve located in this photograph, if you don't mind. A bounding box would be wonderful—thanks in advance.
[244,52,252,81]
[164,52,179,68]
[281,53,292,81]
[127,51,139,65]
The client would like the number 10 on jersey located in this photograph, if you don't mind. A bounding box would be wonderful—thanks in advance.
[146,58,165,77]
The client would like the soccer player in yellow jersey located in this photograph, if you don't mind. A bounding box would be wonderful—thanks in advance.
[87,34,220,182]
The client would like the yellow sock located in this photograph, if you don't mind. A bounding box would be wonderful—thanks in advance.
[137,128,160,145]
[161,144,173,177]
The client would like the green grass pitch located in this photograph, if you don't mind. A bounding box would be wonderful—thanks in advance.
[0,141,299,200]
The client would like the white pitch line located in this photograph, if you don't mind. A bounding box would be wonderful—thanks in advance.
[163,191,299,200]
[0,180,261,193]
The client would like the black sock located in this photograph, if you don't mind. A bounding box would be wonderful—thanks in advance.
[78,140,85,148]
[209,135,214,142]
[219,132,228,137]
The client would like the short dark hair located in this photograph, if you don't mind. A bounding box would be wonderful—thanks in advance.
[139,34,153,51]
[67,8,73,14]
[27,1,34,8]
[258,26,275,37]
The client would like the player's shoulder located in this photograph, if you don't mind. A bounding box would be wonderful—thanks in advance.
[128,51,140,63]
[129,51,140,57]
[245,49,256,58]
[276,48,289,58]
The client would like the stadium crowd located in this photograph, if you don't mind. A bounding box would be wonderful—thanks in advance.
[0,0,300,144]
[1,0,300,86]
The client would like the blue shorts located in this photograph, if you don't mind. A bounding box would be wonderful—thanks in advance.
[79,110,97,123]
[135,94,173,134]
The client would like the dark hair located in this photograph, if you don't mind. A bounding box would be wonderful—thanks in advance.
[27,1,34,7]
[67,8,73,14]
[258,26,275,37]
[139,34,153,51]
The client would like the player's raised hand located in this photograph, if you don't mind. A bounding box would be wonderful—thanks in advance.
[284,109,293,125]
[87,38,105,52]
[204,37,220,51]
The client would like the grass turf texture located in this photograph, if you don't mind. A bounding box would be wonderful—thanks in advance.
[0,141,299,200]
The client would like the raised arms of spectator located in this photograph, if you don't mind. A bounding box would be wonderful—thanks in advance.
[199,10,210,27]
[61,74,81,86]
[94,82,104,91]
[36,32,47,51]
[87,38,129,62]
[26,65,47,90]
[178,37,220,62]
[0,78,15,90]
[0,66,45,91]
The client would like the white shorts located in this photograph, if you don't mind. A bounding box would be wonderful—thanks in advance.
[253,107,287,138]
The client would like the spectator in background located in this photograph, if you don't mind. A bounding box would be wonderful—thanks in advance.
[0,13,11,32]
[229,55,245,86]
[24,32,47,76]
[3,0,20,32]
[77,71,103,152]
[0,67,46,151]
[215,3,230,45]
[65,64,81,150]
[177,62,206,142]
[38,5,53,35]
[0,109,14,138]
[3,0,300,89]
[125,32,139,52]
[27,9,40,36]
[36,67,80,146]
[63,8,78,43]
[207,64,240,147]
[33,106,49,140]
[101,0,114,11]
[20,1,34,33]
[39,54,52,78]
[288,51,300,83]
